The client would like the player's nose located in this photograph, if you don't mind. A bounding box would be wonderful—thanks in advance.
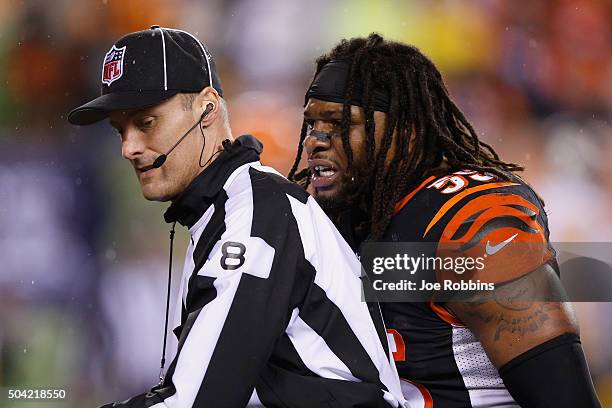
[303,129,333,157]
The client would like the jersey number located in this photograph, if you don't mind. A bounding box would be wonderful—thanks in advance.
[220,241,246,270]
[386,329,406,362]
[428,170,494,194]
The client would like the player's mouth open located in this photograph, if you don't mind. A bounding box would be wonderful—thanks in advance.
[310,162,339,189]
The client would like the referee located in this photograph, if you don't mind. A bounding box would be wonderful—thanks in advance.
[68,27,405,408]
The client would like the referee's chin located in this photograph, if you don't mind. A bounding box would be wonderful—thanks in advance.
[142,190,172,202]
[139,181,177,202]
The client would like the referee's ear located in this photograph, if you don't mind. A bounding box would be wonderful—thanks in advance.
[195,86,222,126]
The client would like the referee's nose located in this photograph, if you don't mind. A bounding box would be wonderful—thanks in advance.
[121,127,146,161]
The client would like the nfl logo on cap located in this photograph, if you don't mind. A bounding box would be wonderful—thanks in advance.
[102,45,126,85]
[68,26,224,126]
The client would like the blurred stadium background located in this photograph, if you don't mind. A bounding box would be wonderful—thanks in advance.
[0,0,610,406]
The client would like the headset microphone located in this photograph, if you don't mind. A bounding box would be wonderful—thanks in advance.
[143,102,215,171]
[151,154,167,169]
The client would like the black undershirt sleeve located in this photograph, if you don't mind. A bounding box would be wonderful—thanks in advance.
[499,333,601,408]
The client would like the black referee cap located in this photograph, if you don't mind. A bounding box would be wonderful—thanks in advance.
[68,26,223,126]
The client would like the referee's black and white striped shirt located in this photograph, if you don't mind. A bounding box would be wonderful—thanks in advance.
[108,135,405,408]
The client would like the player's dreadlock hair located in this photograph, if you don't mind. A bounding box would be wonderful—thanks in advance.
[288,33,523,240]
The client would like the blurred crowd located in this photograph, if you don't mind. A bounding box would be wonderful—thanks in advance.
[0,0,610,406]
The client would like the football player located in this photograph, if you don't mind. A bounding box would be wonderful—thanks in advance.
[289,33,601,408]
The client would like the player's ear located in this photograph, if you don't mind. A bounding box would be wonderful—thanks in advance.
[195,86,221,125]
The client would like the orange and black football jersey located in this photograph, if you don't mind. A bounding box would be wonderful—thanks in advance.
[380,169,557,408]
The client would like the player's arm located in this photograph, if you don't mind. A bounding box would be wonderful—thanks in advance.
[448,265,602,407]
[99,207,297,408]
[439,194,601,407]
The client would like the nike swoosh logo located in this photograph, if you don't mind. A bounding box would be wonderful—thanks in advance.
[485,233,518,255]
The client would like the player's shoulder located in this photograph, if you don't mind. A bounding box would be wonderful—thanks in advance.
[388,169,554,283]
[389,169,548,242]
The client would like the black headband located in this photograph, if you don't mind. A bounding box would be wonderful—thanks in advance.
[305,59,390,112]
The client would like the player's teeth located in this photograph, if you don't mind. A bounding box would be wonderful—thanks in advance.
[320,170,335,177]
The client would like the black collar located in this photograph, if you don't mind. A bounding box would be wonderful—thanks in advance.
[164,134,263,228]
